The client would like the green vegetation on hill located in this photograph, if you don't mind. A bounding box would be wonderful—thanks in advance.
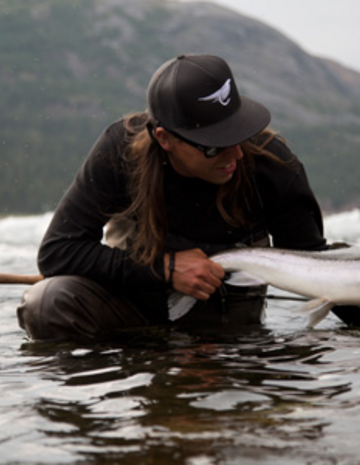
[1,0,360,213]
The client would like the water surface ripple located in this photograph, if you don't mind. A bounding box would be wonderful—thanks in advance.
[1,214,360,464]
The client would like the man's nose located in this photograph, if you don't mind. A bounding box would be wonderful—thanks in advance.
[221,145,243,159]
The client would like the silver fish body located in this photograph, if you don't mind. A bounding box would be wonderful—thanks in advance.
[168,246,360,327]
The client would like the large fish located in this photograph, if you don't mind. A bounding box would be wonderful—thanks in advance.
[168,246,360,327]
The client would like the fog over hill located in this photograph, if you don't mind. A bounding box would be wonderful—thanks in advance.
[1,0,360,213]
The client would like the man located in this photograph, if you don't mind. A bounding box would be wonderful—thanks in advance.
[17,54,333,342]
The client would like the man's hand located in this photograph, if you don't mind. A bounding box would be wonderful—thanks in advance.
[164,249,225,300]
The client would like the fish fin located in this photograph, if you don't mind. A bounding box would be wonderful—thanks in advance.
[168,292,197,321]
[296,298,333,328]
[224,271,265,287]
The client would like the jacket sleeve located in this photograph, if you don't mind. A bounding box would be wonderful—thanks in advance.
[37,121,167,292]
[255,137,327,251]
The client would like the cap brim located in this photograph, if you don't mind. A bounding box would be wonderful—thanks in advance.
[173,96,271,147]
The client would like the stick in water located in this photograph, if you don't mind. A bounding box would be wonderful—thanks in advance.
[0,273,44,285]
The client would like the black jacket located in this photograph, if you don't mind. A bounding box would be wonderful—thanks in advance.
[38,119,326,296]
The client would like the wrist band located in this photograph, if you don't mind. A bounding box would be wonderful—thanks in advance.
[168,250,176,287]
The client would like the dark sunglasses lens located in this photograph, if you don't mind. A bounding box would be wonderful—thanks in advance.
[204,147,226,158]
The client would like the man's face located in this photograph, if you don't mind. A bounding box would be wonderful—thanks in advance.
[155,128,243,185]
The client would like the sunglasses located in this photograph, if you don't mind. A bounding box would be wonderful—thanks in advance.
[167,129,230,158]
[152,123,231,158]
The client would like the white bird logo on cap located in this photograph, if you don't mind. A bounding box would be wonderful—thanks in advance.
[198,78,231,106]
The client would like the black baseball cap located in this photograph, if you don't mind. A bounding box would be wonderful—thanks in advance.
[146,54,271,147]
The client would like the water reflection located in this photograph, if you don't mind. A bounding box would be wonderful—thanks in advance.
[0,325,354,464]
[4,213,360,463]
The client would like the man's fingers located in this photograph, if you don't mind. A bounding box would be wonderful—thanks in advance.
[195,290,212,301]
[199,281,218,296]
[203,274,223,290]
[168,249,226,299]
[191,287,216,301]
[209,261,226,280]
[176,274,222,300]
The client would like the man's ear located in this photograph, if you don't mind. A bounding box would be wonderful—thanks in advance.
[154,127,174,151]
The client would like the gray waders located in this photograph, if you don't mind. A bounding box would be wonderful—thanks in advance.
[17,241,268,342]
[18,210,270,342]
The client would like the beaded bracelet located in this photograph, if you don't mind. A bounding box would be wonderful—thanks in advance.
[168,250,176,287]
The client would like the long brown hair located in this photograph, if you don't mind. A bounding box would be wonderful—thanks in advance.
[119,112,280,266]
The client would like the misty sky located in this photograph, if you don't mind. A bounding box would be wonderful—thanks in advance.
[178,0,360,73]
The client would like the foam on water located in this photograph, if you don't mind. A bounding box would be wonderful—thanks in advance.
[324,208,360,245]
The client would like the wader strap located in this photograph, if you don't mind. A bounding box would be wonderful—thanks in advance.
[219,283,229,323]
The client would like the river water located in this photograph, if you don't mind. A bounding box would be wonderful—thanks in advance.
[1,211,360,464]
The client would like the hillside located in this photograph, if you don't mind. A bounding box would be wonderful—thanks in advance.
[1,0,360,213]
